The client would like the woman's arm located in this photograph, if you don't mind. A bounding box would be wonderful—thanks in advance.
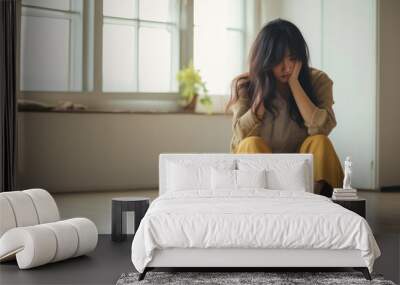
[230,77,263,141]
[288,61,317,124]
[231,92,263,140]
[289,63,337,135]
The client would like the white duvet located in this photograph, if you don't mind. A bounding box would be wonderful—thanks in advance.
[131,189,381,273]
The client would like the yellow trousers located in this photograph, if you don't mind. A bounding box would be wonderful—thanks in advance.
[234,135,344,188]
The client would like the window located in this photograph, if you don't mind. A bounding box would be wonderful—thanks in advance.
[20,0,84,91]
[194,0,246,95]
[102,0,179,93]
[19,0,248,106]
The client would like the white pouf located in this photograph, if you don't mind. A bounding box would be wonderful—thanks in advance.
[0,189,98,269]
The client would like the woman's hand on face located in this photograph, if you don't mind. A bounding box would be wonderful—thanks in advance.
[288,60,302,85]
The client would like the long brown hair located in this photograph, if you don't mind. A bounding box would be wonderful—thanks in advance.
[225,19,317,127]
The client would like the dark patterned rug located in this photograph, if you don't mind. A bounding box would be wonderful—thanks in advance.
[116,271,396,285]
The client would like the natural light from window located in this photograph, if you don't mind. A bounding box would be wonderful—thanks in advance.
[102,0,179,93]
[193,0,245,96]
[20,0,83,91]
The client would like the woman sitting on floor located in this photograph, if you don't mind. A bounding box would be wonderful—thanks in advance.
[225,19,344,197]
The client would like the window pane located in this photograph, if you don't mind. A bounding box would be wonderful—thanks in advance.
[227,0,245,29]
[103,0,136,19]
[103,23,137,92]
[194,28,244,95]
[20,16,70,91]
[194,0,244,28]
[194,0,245,95]
[102,0,179,93]
[194,27,224,95]
[226,31,244,86]
[194,0,223,27]
[138,26,172,92]
[22,0,70,11]
[139,0,176,22]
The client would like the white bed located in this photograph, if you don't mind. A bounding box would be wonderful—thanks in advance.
[131,154,380,280]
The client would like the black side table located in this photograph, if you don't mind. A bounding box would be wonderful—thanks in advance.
[331,198,366,218]
[112,197,150,242]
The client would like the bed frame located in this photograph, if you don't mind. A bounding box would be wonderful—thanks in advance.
[138,154,372,280]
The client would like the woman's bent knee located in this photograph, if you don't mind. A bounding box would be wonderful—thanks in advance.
[236,136,272,153]
[304,134,332,146]
[300,134,335,153]
[240,136,265,144]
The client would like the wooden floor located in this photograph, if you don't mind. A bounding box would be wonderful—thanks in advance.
[1,190,399,285]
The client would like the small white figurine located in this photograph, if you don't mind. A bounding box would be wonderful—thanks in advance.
[343,156,353,189]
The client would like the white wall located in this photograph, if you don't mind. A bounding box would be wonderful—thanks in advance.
[280,0,322,69]
[260,0,322,68]
[17,112,232,192]
[322,0,377,189]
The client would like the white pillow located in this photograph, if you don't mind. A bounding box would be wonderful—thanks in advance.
[237,159,309,191]
[266,163,307,191]
[237,169,267,189]
[211,168,236,190]
[211,168,267,190]
[167,160,235,191]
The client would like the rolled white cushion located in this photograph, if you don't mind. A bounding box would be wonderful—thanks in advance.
[23,189,60,223]
[0,218,97,269]
[42,221,79,262]
[0,196,17,237]
[0,225,57,269]
[64,218,98,257]
[1,191,39,227]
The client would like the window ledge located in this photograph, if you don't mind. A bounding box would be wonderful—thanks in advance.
[17,95,232,115]
[18,108,232,116]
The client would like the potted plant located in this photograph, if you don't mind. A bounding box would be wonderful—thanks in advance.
[176,61,212,114]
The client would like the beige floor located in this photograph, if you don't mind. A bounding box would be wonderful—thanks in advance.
[53,189,400,235]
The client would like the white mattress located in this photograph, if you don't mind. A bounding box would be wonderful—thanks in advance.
[131,189,381,273]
